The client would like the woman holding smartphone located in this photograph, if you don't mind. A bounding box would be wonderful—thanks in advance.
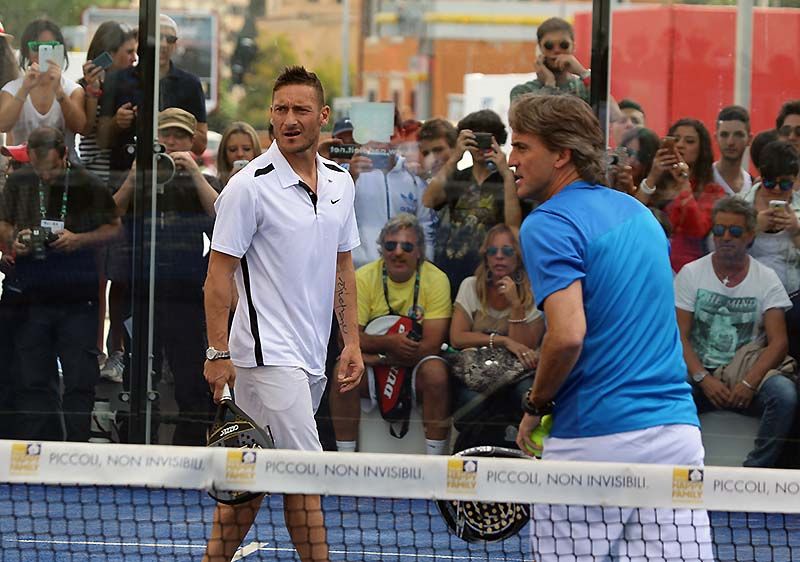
[0,19,86,162]
[79,21,138,183]
[216,121,262,187]
[636,118,726,272]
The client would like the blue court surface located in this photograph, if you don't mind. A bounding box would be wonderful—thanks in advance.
[0,485,798,561]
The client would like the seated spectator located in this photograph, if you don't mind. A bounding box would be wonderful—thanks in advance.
[449,224,544,452]
[750,129,779,176]
[676,196,797,468]
[216,121,262,187]
[329,213,452,455]
[0,19,87,163]
[79,21,137,183]
[776,99,800,154]
[739,140,800,359]
[418,118,457,181]
[510,17,590,104]
[423,109,525,298]
[637,118,726,272]
[713,105,753,195]
[0,127,121,442]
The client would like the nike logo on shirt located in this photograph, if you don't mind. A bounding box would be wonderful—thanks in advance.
[331,198,341,204]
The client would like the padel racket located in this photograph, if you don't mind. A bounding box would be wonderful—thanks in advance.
[207,384,275,505]
[437,446,531,542]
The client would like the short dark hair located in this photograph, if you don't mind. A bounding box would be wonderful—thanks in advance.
[27,127,66,160]
[717,105,750,130]
[536,17,574,43]
[758,140,799,180]
[619,99,644,114]
[712,197,757,233]
[668,118,714,188]
[776,100,800,130]
[20,19,69,70]
[273,65,325,107]
[457,109,507,145]
[750,129,779,170]
[419,118,457,148]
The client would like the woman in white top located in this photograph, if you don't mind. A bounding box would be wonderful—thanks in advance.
[449,223,545,450]
[0,19,86,162]
[740,139,800,359]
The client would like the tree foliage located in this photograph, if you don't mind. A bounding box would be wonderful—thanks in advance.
[2,0,128,40]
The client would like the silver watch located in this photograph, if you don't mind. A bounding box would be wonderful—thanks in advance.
[691,369,708,384]
[206,347,231,361]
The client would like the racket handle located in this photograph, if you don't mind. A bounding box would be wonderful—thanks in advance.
[221,383,232,402]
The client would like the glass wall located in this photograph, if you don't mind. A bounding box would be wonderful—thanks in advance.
[0,0,798,470]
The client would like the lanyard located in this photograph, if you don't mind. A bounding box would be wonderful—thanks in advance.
[39,169,69,221]
[382,262,420,320]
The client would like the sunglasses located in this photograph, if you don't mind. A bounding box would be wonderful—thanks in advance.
[383,241,415,253]
[487,245,515,257]
[27,40,60,50]
[162,35,178,44]
[778,125,800,138]
[712,224,745,238]
[762,178,795,191]
[542,40,571,50]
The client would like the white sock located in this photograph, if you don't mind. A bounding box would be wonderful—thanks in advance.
[426,438,449,455]
[336,440,357,452]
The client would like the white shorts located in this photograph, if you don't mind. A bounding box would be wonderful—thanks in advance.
[533,424,714,562]
[361,355,446,413]
[234,365,326,452]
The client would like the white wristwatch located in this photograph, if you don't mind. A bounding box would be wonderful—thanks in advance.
[206,347,231,361]
[691,369,708,384]
[639,177,656,195]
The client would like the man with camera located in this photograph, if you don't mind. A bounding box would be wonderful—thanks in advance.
[329,213,452,455]
[114,107,219,445]
[0,126,120,441]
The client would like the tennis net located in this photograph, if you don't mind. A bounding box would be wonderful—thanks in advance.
[1,440,799,561]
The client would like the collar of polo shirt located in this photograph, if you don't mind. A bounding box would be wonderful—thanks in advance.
[266,142,337,189]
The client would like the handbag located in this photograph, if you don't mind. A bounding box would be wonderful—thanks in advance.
[448,345,533,393]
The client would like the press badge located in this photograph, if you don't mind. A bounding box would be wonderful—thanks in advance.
[41,219,65,234]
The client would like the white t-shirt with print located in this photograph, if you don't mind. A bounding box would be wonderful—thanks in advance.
[675,253,792,369]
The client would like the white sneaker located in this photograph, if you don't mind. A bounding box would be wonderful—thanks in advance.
[100,351,124,384]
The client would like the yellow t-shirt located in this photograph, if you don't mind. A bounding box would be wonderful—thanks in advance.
[357,259,453,327]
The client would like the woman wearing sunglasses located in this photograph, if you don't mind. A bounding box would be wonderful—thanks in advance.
[448,224,545,450]
[0,19,87,163]
[740,140,800,359]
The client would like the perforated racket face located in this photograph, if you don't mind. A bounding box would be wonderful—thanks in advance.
[436,446,531,543]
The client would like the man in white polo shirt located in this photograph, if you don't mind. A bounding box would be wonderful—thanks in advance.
[202,66,364,562]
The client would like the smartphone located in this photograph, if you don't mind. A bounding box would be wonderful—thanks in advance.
[92,51,114,70]
[329,144,358,159]
[366,150,393,170]
[38,44,54,72]
[232,159,249,172]
[660,136,676,151]
[474,132,494,151]
[770,199,788,211]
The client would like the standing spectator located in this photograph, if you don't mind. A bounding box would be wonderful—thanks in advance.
[750,129,779,176]
[418,118,457,180]
[676,197,797,468]
[713,105,753,195]
[740,140,800,359]
[510,17,590,104]
[79,21,137,183]
[0,127,120,441]
[216,121,262,187]
[423,109,524,298]
[638,118,726,272]
[329,214,452,454]
[610,99,646,147]
[113,108,219,445]
[776,100,800,154]
[0,19,87,163]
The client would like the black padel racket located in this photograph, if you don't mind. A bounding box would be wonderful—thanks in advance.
[207,384,275,505]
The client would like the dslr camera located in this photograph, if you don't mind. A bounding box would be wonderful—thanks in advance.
[19,226,58,261]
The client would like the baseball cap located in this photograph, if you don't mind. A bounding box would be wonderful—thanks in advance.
[0,21,13,39]
[333,118,354,138]
[158,108,197,136]
[1,144,29,163]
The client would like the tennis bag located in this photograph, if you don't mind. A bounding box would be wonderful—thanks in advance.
[206,384,275,505]
[437,446,531,542]
[364,315,422,439]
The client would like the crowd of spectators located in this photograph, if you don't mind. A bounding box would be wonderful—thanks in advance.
[0,14,798,467]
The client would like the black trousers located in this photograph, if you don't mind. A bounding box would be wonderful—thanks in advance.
[0,286,24,439]
[15,300,100,442]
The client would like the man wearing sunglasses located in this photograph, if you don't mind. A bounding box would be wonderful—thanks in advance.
[776,99,800,154]
[675,196,796,468]
[510,18,590,104]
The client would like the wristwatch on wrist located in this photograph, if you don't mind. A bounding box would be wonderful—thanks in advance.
[521,392,555,417]
[691,369,708,384]
[377,353,387,365]
[206,347,231,361]
[639,177,656,195]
